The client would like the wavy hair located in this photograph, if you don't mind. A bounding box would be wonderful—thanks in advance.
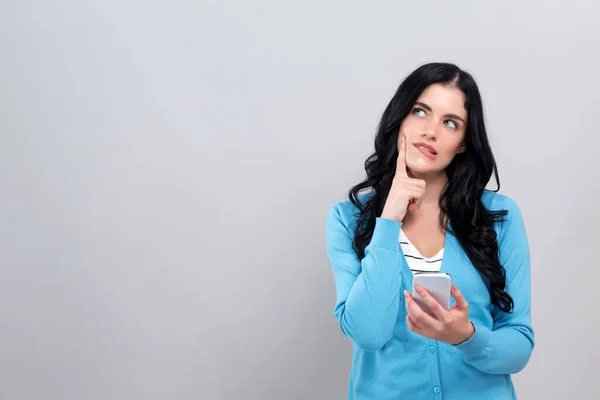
[348,62,513,313]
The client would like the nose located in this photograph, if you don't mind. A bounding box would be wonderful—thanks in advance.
[421,120,438,140]
[420,129,437,141]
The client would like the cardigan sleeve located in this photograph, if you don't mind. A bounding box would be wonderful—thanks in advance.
[454,196,535,374]
[326,204,406,351]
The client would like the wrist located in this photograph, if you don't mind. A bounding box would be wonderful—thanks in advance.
[464,321,476,341]
[380,212,404,223]
[454,321,475,346]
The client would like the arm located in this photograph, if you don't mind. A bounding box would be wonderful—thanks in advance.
[326,205,405,351]
[455,197,535,374]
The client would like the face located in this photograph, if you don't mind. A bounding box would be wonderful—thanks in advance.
[398,83,467,176]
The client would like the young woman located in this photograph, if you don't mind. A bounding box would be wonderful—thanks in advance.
[326,62,534,399]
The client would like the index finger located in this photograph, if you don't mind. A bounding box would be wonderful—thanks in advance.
[396,133,408,177]
[404,290,440,329]
[414,285,448,320]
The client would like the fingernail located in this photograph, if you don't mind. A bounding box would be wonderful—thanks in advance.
[403,290,409,297]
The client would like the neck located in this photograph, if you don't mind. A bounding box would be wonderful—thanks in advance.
[408,169,447,206]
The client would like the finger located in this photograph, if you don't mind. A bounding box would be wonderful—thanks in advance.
[451,283,469,310]
[404,179,426,209]
[407,200,418,214]
[414,187,425,210]
[414,285,448,321]
[406,315,422,334]
[404,290,440,330]
[416,196,424,210]
[403,188,424,200]
[403,181,426,191]
[404,189,424,212]
[396,133,408,178]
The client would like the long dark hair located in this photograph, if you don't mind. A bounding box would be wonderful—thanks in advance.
[349,62,513,313]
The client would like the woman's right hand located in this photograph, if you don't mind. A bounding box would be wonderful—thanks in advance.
[381,133,426,222]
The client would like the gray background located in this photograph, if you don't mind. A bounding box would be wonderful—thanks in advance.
[1,1,598,399]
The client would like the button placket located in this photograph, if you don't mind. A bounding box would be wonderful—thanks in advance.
[428,340,442,396]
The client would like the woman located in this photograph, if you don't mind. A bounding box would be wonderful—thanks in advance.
[325,62,534,400]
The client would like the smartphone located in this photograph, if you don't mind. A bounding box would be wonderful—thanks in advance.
[411,272,452,318]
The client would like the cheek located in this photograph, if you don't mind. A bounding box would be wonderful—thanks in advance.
[439,137,465,159]
[400,117,420,135]
[451,135,466,153]
[398,119,420,149]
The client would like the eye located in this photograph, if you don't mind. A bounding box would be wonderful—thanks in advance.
[445,120,458,129]
[412,107,426,117]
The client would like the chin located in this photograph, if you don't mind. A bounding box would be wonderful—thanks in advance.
[406,161,444,176]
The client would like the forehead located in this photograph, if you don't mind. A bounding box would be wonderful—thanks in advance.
[416,84,467,118]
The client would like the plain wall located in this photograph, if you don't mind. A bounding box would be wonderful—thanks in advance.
[1,1,599,399]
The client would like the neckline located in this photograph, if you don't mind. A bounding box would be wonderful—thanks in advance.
[400,227,445,260]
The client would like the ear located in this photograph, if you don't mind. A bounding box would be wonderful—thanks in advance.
[457,142,466,154]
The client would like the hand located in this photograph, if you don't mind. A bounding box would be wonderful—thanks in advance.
[403,283,475,345]
[381,133,426,222]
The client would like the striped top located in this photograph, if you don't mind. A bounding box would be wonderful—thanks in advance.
[399,228,444,273]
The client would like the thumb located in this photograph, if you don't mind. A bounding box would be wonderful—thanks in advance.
[451,283,469,310]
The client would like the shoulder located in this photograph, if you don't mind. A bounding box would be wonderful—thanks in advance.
[481,190,520,212]
[327,190,374,235]
[481,190,527,245]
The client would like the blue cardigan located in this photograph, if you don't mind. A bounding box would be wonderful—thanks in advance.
[326,190,534,400]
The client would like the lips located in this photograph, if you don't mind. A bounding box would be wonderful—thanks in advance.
[414,142,438,160]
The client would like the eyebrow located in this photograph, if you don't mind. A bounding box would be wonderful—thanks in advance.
[414,101,466,124]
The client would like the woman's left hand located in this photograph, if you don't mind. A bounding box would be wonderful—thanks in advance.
[403,283,475,345]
